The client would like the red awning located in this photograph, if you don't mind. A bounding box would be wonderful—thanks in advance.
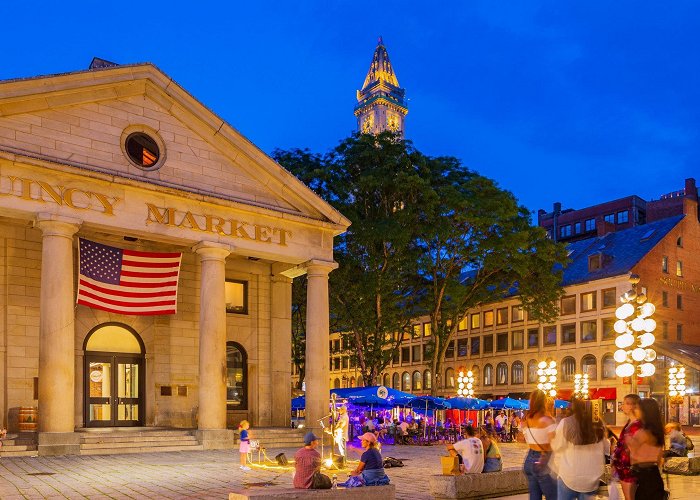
[557,389,573,400]
[590,388,617,400]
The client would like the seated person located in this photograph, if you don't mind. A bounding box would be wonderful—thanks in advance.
[344,432,390,486]
[449,425,484,474]
[479,429,503,472]
[293,432,331,489]
[664,421,688,457]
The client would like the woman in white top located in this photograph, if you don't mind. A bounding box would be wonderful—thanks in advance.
[551,398,605,499]
[522,390,557,500]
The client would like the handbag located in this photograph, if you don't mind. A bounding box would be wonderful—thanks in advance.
[685,434,695,451]
[525,424,552,473]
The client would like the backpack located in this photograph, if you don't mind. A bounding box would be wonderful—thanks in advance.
[383,456,404,468]
[686,435,695,451]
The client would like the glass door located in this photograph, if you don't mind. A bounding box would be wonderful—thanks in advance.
[85,354,143,427]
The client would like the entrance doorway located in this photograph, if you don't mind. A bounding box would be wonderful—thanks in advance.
[83,323,145,427]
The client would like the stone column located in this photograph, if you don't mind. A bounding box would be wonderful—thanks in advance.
[270,274,292,427]
[304,260,338,432]
[35,214,81,456]
[193,241,233,449]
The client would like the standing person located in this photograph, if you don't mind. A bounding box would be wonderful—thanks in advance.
[449,425,484,473]
[345,432,390,486]
[293,432,331,489]
[484,411,494,433]
[238,420,251,471]
[511,412,521,442]
[522,390,557,500]
[611,394,642,500]
[628,399,665,500]
[334,406,350,462]
[551,398,606,499]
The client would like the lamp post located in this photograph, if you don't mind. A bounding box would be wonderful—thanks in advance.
[613,274,657,394]
[457,368,475,398]
[537,359,558,398]
[574,373,589,400]
[668,365,686,421]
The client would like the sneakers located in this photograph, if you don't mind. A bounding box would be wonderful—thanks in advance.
[240,466,251,471]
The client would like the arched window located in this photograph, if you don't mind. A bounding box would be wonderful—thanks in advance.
[602,354,616,379]
[484,364,494,386]
[357,375,364,387]
[350,377,356,388]
[496,362,508,385]
[512,361,524,384]
[561,357,576,382]
[527,360,538,384]
[413,371,422,391]
[402,372,411,391]
[392,372,400,389]
[333,378,341,389]
[445,368,455,388]
[424,370,432,390]
[382,373,390,387]
[582,355,597,380]
[226,341,247,410]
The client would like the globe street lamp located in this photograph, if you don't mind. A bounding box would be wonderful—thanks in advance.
[457,368,475,398]
[614,274,656,394]
[574,373,589,400]
[537,359,557,398]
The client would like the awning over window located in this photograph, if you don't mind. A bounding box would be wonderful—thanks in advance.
[590,388,617,400]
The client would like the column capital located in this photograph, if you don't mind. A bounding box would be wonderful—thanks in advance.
[303,259,339,276]
[192,241,232,262]
[34,213,82,238]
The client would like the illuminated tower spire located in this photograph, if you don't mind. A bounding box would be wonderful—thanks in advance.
[355,37,408,136]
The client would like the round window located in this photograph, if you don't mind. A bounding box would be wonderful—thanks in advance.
[125,132,160,169]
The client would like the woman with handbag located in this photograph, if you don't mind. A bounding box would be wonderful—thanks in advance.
[611,394,642,500]
[628,399,665,500]
[522,390,558,499]
[551,398,606,499]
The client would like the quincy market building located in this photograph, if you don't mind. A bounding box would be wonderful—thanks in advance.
[0,60,348,455]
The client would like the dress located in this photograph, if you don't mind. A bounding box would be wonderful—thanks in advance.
[239,429,250,453]
[611,419,642,483]
[453,437,484,474]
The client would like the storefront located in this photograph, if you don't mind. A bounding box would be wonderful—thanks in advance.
[0,61,349,454]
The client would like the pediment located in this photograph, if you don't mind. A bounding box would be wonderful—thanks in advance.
[0,64,349,231]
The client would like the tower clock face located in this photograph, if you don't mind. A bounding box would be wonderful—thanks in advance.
[362,114,374,133]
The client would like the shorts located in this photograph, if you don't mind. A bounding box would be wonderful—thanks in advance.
[239,441,250,453]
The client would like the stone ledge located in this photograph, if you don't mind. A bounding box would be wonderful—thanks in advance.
[664,456,700,475]
[228,484,395,499]
[195,429,235,450]
[429,467,528,499]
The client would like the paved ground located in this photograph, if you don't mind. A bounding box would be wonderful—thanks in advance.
[0,441,697,499]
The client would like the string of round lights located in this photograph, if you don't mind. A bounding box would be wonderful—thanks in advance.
[613,275,656,379]
[457,368,474,398]
[573,373,589,400]
[537,360,557,397]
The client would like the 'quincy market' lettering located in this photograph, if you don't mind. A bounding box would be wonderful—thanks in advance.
[146,203,292,246]
[0,175,120,215]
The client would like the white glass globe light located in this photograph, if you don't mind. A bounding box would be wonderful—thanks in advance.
[639,363,656,377]
[614,320,628,334]
[640,302,656,318]
[631,317,645,332]
[614,349,628,363]
[616,303,635,320]
[549,389,557,397]
[643,319,657,332]
[644,349,656,362]
[632,348,646,362]
[615,333,634,349]
[458,383,465,389]
[467,371,473,377]
[466,383,473,389]
[549,361,556,369]
[670,390,678,397]
[639,332,655,348]
[538,361,547,369]
[616,363,635,378]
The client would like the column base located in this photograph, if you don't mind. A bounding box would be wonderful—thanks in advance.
[195,429,235,449]
[38,432,80,456]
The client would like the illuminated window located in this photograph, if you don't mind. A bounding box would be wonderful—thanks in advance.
[423,323,432,337]
[470,313,480,329]
[561,357,576,382]
[581,292,596,312]
[484,364,493,385]
[496,308,508,325]
[581,320,597,342]
[496,362,508,385]
[412,371,422,391]
[483,311,494,327]
[458,316,468,330]
[677,260,683,277]
[582,355,597,380]
[225,280,248,314]
[512,330,524,350]
[527,360,538,383]
[511,306,524,322]
[445,368,455,388]
[226,342,247,410]
[662,256,668,273]
[511,362,524,384]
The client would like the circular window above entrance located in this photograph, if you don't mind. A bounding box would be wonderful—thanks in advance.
[120,126,166,171]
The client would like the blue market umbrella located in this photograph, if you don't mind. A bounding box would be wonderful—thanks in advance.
[554,399,570,409]
[447,397,489,410]
[488,397,526,410]
[406,396,452,438]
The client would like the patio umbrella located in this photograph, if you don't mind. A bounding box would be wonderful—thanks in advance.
[291,396,305,410]
[554,399,570,409]
[406,396,452,439]
[488,397,526,410]
[447,397,489,410]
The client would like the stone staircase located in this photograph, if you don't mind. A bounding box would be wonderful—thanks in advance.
[0,433,38,457]
[78,428,203,455]
[243,427,307,449]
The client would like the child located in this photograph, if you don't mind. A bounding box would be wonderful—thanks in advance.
[239,420,251,471]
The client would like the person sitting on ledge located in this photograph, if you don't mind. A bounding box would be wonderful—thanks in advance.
[293,432,331,489]
[342,432,390,486]
[447,425,484,474]
[480,428,503,472]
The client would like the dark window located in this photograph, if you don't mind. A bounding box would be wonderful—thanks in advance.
[445,340,455,358]
[125,132,160,168]
[527,360,538,383]
[581,320,597,342]
[585,218,595,231]
[391,350,399,365]
[483,335,494,353]
[588,254,602,271]
[617,210,629,224]
[496,307,508,325]
[662,291,668,307]
[561,295,576,315]
[225,280,248,314]
[602,355,615,379]
[412,345,422,363]
[469,337,479,356]
[496,362,508,385]
[677,294,683,310]
[512,330,524,350]
[602,318,615,340]
[561,323,576,344]
[677,324,683,341]
[602,288,617,308]
[582,355,597,380]
[512,361,524,384]
[663,322,669,339]
[392,373,400,389]
[662,256,668,273]
[401,347,410,364]
[561,357,576,382]
[458,339,469,357]
[423,344,433,359]
[226,342,247,410]
[484,364,493,385]
[342,357,349,369]
[334,358,341,370]
[604,214,615,224]
[496,333,508,352]
[543,326,557,345]
[581,292,596,311]
[483,311,494,327]
[574,222,581,234]
[678,236,683,247]
[528,328,540,348]
[511,306,524,322]
[560,225,572,238]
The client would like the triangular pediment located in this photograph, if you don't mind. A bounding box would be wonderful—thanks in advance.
[0,63,349,231]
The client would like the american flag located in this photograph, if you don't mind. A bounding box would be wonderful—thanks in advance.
[77,239,182,315]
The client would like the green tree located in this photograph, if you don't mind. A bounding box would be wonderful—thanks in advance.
[291,275,307,390]
[414,157,568,395]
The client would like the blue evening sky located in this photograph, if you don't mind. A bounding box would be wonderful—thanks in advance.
[2,2,698,215]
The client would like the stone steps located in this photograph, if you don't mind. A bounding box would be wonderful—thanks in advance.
[0,433,38,457]
[78,428,203,456]
[242,427,307,449]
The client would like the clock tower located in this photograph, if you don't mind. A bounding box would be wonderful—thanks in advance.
[355,37,408,136]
